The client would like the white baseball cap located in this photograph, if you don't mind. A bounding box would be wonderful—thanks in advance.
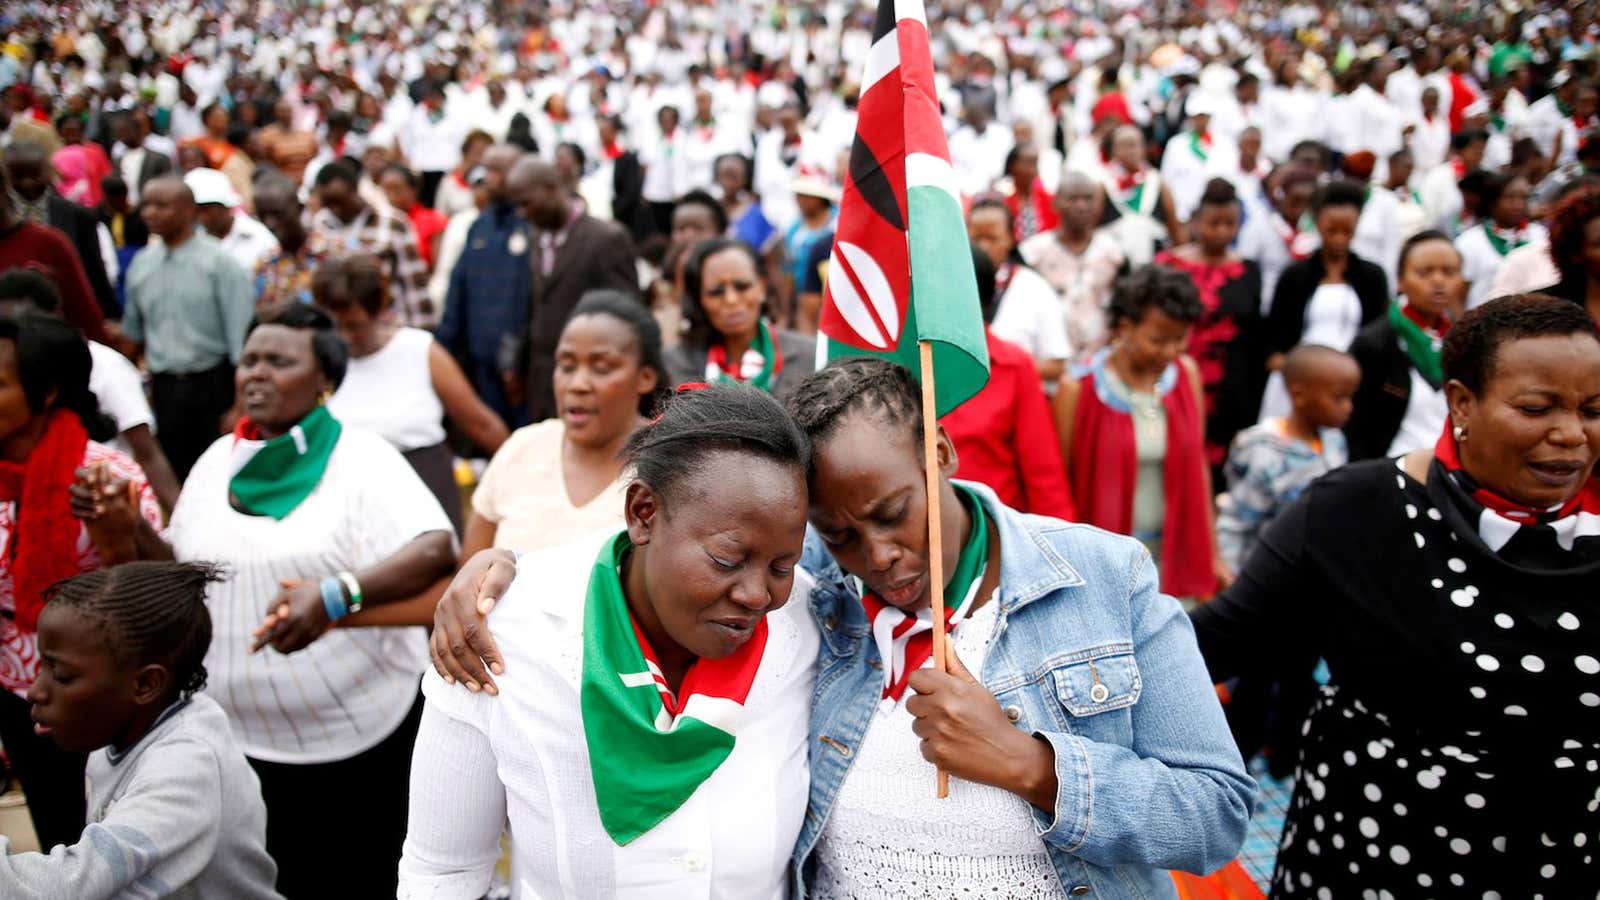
[183,168,240,208]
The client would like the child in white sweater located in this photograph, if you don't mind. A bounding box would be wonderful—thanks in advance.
[0,561,280,899]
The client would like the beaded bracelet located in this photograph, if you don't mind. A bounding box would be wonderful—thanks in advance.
[319,577,349,622]
[336,571,364,615]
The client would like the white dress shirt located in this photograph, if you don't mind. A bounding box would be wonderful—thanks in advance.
[399,533,819,900]
[213,213,281,275]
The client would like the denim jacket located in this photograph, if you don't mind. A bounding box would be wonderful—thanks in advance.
[792,482,1254,898]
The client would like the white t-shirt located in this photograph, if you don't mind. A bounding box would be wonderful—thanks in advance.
[170,426,454,764]
[88,340,154,457]
[327,327,446,452]
[1387,367,1448,458]
[990,263,1073,376]
[1456,223,1550,311]
[398,534,818,900]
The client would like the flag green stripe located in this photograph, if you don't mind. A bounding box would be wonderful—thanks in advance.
[907,184,989,416]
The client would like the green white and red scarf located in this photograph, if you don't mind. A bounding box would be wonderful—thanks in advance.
[1388,297,1449,388]
[704,319,782,393]
[580,532,769,845]
[228,405,342,520]
[1483,222,1531,257]
[1189,130,1212,162]
[860,485,989,707]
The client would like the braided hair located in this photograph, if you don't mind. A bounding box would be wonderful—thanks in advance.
[622,383,809,504]
[45,561,223,700]
[786,357,923,450]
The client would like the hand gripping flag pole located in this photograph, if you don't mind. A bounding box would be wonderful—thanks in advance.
[817,0,991,797]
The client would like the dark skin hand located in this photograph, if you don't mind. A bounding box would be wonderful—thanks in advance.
[430,547,517,694]
[905,646,1060,813]
[67,463,172,564]
[252,529,456,654]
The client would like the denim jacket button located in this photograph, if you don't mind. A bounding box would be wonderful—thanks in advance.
[1090,683,1110,704]
[1069,887,1091,896]
[1003,705,1023,723]
[823,616,838,631]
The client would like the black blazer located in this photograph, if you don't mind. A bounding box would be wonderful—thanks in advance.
[46,193,118,319]
[1266,251,1390,354]
[519,215,640,422]
[1345,315,1415,461]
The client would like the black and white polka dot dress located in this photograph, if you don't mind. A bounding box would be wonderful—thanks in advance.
[1191,457,1600,899]
[1268,460,1600,897]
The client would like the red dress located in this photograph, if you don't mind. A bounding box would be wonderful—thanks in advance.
[941,330,1075,521]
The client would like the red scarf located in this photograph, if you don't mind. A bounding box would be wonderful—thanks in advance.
[1107,160,1145,194]
[1069,362,1216,597]
[0,410,89,630]
[1435,424,1600,526]
[603,141,625,161]
[1005,178,1060,241]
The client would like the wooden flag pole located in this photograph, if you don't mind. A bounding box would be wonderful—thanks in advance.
[917,340,950,799]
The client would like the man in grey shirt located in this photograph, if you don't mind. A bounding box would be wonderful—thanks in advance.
[121,177,254,481]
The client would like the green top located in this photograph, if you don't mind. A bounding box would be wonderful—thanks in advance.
[122,233,255,374]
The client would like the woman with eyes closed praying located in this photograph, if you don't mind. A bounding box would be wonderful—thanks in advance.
[663,239,815,401]
[430,359,1255,898]
[399,384,817,899]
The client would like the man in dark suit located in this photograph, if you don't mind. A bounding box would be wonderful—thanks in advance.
[507,157,640,423]
[4,140,118,319]
[109,109,175,205]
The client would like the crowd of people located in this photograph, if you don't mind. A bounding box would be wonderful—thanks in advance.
[0,0,1598,897]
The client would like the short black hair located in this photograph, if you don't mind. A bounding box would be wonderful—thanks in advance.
[1442,293,1600,395]
[787,356,924,450]
[713,153,754,189]
[1108,264,1205,329]
[1197,177,1239,210]
[1451,128,1489,152]
[556,141,588,172]
[622,384,809,504]
[313,160,360,190]
[1290,139,1328,168]
[101,175,128,197]
[0,268,63,314]
[565,290,667,416]
[681,239,766,350]
[246,303,349,389]
[44,561,223,702]
[1311,179,1368,216]
[379,162,419,192]
[0,311,116,442]
[1396,229,1459,277]
[674,189,730,234]
[311,254,387,318]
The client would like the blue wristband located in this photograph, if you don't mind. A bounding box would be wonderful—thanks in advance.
[320,577,348,622]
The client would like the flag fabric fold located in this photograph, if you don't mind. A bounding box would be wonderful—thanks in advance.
[818,0,989,415]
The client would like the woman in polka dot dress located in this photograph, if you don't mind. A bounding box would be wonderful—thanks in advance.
[1192,294,1600,896]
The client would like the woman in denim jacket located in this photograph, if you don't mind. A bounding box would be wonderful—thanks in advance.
[429,357,1253,898]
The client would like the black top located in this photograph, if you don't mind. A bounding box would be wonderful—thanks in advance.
[1344,315,1413,461]
[1265,251,1390,354]
[1192,460,1599,893]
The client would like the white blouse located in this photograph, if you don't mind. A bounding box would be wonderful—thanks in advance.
[327,327,447,452]
[399,533,819,900]
[170,427,454,764]
[810,599,1061,899]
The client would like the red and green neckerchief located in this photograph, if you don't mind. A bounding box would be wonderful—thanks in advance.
[1483,222,1531,257]
[1388,297,1450,388]
[580,532,770,845]
[704,319,782,393]
[860,485,990,705]
[1188,130,1213,162]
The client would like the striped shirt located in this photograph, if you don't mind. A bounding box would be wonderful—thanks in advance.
[308,204,436,328]
[169,426,453,764]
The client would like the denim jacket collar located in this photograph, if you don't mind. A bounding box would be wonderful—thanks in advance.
[805,481,1086,657]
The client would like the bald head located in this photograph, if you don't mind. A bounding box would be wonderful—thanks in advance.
[3,140,51,202]
[481,143,524,202]
[140,176,198,244]
[1282,343,1359,387]
[1056,171,1102,232]
[508,158,569,229]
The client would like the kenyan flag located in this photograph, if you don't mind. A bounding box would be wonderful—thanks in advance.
[818,0,989,415]
[580,532,769,845]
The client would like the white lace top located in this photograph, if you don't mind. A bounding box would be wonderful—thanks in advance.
[811,599,1063,899]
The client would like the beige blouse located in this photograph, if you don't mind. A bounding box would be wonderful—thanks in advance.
[470,420,627,552]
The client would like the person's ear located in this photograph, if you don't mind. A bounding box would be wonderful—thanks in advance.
[130,664,171,707]
[1443,379,1476,434]
[624,481,661,547]
[635,365,660,399]
[934,424,960,478]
